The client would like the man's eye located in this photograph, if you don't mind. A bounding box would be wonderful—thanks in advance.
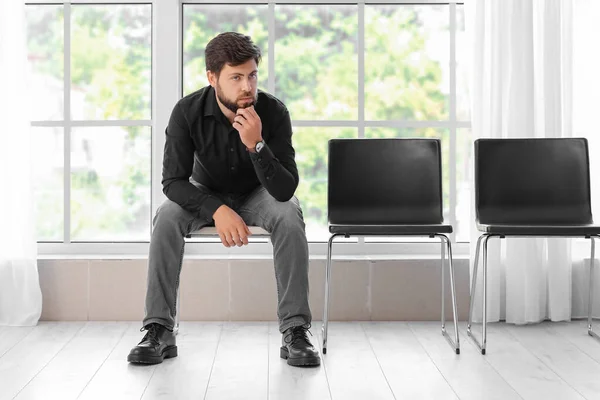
[232,76,240,81]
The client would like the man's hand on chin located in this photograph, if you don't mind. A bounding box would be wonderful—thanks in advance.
[233,106,263,151]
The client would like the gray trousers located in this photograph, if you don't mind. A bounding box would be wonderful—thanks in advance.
[142,184,312,333]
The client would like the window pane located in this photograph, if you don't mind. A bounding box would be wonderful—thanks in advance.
[71,5,151,120]
[365,5,449,121]
[71,127,151,241]
[275,6,358,120]
[183,5,269,96]
[456,128,472,242]
[456,5,470,121]
[32,127,64,241]
[26,5,64,121]
[294,127,357,241]
[364,128,450,222]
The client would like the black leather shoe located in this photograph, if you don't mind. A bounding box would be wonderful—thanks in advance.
[280,326,321,367]
[127,323,177,364]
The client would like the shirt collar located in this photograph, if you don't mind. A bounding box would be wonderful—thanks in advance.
[203,86,220,117]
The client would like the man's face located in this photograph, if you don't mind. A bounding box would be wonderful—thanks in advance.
[208,59,259,114]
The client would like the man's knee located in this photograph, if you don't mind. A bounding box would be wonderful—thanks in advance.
[153,200,193,233]
[271,197,305,230]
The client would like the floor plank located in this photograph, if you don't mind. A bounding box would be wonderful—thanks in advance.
[0,325,35,359]
[203,323,269,400]
[77,322,158,400]
[462,323,584,400]
[318,322,395,400]
[364,322,458,400]
[550,320,600,364]
[504,322,600,400]
[0,322,84,400]
[409,322,522,400]
[14,322,129,400]
[141,322,222,400]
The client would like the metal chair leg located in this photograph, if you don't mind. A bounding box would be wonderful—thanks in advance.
[467,234,491,355]
[437,234,460,354]
[588,235,599,340]
[481,235,489,354]
[441,239,445,332]
[467,236,483,335]
[322,233,342,354]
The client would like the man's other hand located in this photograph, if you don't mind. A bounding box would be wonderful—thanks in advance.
[212,205,252,247]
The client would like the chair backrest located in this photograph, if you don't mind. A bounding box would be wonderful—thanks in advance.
[328,138,444,225]
[475,138,593,225]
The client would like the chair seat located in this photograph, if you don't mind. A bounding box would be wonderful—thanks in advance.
[329,224,453,235]
[477,223,600,236]
[186,226,270,238]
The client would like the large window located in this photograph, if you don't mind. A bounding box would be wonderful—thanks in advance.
[27,1,470,253]
[183,2,470,242]
[26,3,152,242]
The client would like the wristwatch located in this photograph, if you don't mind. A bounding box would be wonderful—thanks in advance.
[254,140,265,153]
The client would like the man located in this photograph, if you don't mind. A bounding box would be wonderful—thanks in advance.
[127,32,320,367]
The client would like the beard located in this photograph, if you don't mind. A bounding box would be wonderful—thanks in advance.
[216,82,258,114]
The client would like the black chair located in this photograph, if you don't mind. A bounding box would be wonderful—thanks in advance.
[468,138,600,354]
[321,138,460,354]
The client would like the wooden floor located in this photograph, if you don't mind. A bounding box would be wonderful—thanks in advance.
[1,320,600,399]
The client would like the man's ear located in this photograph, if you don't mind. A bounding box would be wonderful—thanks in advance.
[207,71,217,87]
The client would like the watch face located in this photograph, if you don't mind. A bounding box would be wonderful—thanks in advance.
[256,141,264,152]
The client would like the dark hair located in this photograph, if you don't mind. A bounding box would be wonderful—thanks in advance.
[205,32,262,76]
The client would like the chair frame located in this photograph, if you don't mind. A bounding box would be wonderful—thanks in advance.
[467,233,600,355]
[322,232,461,355]
[468,138,600,354]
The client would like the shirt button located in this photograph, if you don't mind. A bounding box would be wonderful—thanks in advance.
[230,148,234,152]
[230,166,235,170]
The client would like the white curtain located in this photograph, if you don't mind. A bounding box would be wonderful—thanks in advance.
[571,0,600,318]
[466,0,574,323]
[0,0,42,325]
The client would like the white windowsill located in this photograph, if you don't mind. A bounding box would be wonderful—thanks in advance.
[37,241,471,260]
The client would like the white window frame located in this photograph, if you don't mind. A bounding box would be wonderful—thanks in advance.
[29,0,471,258]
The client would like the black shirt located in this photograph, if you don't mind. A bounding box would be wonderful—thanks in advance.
[161,85,299,221]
